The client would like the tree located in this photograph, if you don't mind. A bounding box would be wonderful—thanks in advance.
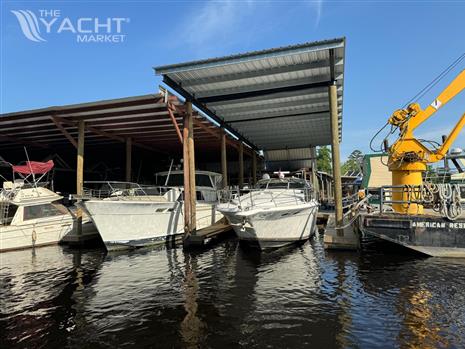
[341,150,363,175]
[317,146,332,173]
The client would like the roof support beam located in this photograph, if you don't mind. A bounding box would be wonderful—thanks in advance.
[162,75,259,152]
[180,59,331,87]
[0,134,49,149]
[197,81,331,104]
[167,102,183,144]
[216,96,331,115]
[53,115,165,154]
[50,116,78,149]
[228,110,329,124]
[206,86,333,108]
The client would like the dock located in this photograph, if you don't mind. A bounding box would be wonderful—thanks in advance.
[183,218,234,248]
[1,38,349,253]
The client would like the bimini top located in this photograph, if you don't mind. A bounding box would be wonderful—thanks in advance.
[155,38,345,151]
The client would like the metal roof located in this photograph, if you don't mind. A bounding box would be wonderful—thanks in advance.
[0,94,245,155]
[155,37,345,151]
[264,147,314,171]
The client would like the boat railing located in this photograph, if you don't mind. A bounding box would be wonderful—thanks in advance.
[218,187,314,210]
[81,181,178,199]
[376,183,465,219]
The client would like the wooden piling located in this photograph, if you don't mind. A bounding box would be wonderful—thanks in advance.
[252,153,257,185]
[238,142,244,189]
[187,101,196,233]
[76,120,85,236]
[125,137,132,182]
[329,83,343,234]
[221,131,228,188]
[183,108,191,236]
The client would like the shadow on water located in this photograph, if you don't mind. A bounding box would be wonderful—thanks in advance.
[1,234,464,348]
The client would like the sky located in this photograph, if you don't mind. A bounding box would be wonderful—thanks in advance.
[1,0,465,160]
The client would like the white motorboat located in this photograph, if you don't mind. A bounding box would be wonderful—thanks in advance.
[0,160,96,252]
[218,177,319,249]
[83,170,224,251]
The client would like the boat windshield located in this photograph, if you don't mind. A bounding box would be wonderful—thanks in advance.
[255,178,308,190]
[157,174,214,188]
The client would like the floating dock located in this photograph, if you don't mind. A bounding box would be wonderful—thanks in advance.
[183,218,234,248]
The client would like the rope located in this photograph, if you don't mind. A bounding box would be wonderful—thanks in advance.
[403,52,465,108]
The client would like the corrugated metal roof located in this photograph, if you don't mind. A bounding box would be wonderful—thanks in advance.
[155,38,345,151]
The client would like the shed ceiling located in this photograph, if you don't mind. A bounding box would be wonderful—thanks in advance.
[155,37,345,151]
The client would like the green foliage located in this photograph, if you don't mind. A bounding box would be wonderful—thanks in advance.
[341,150,363,175]
[317,146,332,173]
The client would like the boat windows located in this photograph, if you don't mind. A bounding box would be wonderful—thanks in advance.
[23,203,67,220]
[256,179,307,190]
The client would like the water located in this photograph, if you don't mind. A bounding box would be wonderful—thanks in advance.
[1,236,465,349]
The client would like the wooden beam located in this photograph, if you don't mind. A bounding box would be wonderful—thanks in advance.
[238,142,244,189]
[252,153,257,185]
[0,134,49,149]
[187,101,196,233]
[50,116,78,149]
[330,82,343,234]
[126,137,132,182]
[221,130,228,188]
[76,120,85,237]
[167,103,183,144]
[310,146,319,193]
[183,103,193,237]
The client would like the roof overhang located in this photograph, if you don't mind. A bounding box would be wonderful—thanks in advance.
[0,93,247,156]
[155,37,345,151]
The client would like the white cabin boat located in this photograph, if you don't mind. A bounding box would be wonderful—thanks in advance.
[218,177,319,249]
[0,182,95,252]
[83,170,224,251]
[0,160,97,252]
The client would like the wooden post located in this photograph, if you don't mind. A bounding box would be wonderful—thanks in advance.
[310,146,319,193]
[183,109,191,236]
[187,101,196,233]
[125,137,132,182]
[252,153,257,185]
[76,120,85,236]
[329,83,343,234]
[221,131,228,188]
[238,143,244,189]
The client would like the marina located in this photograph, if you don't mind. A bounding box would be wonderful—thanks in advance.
[2,3,465,347]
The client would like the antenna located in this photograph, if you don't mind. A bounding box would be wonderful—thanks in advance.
[24,147,37,188]
[165,159,174,186]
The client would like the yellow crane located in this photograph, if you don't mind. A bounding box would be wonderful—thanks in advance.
[387,68,465,214]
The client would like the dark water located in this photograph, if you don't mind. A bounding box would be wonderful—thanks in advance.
[1,236,465,349]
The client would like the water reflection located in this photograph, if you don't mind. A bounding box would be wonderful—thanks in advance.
[1,236,464,348]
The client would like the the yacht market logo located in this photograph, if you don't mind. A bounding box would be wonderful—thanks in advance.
[11,10,129,43]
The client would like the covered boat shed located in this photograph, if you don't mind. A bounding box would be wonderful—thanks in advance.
[0,93,255,192]
[155,37,346,236]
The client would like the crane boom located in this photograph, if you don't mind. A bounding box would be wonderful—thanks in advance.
[386,68,465,214]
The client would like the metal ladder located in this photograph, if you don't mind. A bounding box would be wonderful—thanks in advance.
[0,190,15,225]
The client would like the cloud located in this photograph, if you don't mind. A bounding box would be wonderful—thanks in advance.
[178,0,255,56]
[304,0,323,28]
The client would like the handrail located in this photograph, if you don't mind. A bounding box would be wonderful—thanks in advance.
[218,187,315,211]
[377,183,465,220]
[81,181,178,199]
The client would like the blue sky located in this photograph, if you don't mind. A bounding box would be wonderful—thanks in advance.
[1,0,465,160]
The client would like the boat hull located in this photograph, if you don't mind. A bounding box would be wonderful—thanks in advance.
[361,213,465,257]
[221,203,318,249]
[84,200,223,251]
[0,215,73,252]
